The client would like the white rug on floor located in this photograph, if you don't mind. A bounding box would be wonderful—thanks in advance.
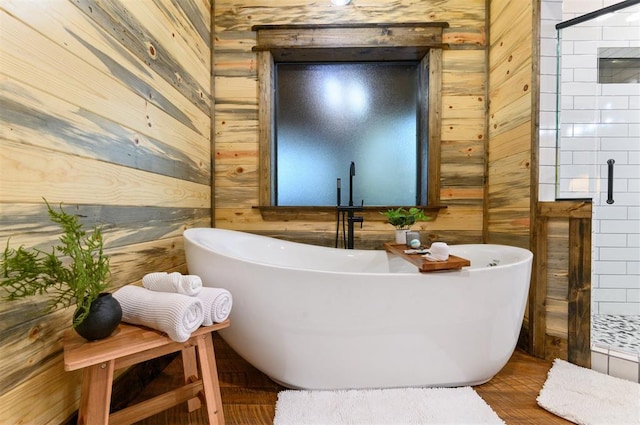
[537,358,640,425]
[273,386,505,425]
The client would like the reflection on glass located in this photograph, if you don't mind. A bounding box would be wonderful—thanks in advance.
[555,2,640,355]
[275,62,419,206]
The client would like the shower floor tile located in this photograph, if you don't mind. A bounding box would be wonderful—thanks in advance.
[591,314,640,354]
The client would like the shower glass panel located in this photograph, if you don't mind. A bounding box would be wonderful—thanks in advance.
[555,2,640,354]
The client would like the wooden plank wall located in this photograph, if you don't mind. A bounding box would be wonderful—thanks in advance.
[0,1,211,423]
[486,0,536,249]
[213,0,488,247]
[486,0,537,345]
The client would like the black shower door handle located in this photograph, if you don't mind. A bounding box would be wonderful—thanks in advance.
[606,159,615,205]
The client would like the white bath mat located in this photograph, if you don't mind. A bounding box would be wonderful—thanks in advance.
[537,358,640,425]
[273,386,505,425]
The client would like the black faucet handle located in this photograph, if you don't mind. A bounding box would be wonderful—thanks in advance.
[349,216,364,229]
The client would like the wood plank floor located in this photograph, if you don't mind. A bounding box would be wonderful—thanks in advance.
[131,334,572,424]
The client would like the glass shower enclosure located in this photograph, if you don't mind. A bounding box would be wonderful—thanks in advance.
[555,1,640,356]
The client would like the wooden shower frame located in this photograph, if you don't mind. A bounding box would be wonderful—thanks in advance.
[529,200,592,367]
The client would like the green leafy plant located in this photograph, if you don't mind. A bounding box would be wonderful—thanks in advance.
[380,207,428,230]
[0,200,110,328]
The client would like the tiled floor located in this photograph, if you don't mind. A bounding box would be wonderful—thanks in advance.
[591,314,640,382]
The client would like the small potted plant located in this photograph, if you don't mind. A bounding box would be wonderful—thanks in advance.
[381,207,428,243]
[0,200,121,340]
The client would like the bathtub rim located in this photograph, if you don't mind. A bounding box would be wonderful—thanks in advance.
[183,227,533,276]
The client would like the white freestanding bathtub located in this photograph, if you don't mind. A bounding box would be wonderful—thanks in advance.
[183,228,532,390]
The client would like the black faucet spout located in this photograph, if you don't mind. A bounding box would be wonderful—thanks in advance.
[334,161,364,249]
[349,161,355,207]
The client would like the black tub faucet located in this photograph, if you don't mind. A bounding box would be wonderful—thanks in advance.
[336,161,364,249]
[349,161,356,206]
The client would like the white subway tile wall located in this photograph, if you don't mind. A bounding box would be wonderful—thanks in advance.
[538,0,564,201]
[548,0,640,316]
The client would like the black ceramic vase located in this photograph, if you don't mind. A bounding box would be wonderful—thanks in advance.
[74,292,122,341]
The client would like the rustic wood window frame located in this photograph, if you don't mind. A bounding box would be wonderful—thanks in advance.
[253,23,448,220]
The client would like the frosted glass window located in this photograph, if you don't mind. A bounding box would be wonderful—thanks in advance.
[275,62,421,206]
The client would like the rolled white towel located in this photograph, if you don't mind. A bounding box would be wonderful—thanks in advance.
[197,287,233,325]
[142,272,202,296]
[423,242,450,262]
[113,285,204,342]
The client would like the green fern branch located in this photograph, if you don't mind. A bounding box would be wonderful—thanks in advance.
[1,200,111,328]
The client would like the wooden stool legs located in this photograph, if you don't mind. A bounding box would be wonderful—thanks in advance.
[182,345,202,412]
[78,360,115,425]
[195,333,225,425]
[64,321,229,425]
[181,334,225,424]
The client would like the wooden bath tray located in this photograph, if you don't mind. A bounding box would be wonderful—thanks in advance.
[384,243,471,272]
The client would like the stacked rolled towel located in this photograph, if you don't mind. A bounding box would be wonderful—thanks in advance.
[113,285,204,342]
[197,287,233,325]
[142,272,202,296]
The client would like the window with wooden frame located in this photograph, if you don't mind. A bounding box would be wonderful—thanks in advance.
[253,24,448,217]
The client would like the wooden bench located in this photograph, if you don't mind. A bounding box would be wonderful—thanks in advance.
[64,320,230,425]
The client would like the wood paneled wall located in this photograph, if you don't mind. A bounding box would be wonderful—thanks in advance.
[486,0,538,346]
[483,0,540,348]
[0,1,211,423]
[213,0,488,247]
[486,0,537,249]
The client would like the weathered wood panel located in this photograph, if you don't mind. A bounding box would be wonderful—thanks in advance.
[0,0,211,423]
[531,214,549,358]
[427,49,442,205]
[0,353,81,424]
[1,141,210,208]
[0,12,210,156]
[73,0,211,114]
[546,219,570,300]
[442,118,486,141]
[1,78,209,184]
[215,0,486,31]
[441,95,486,119]
[488,121,531,160]
[532,201,592,366]
[1,0,210,138]
[568,217,591,367]
[214,109,258,145]
[489,92,534,138]
[486,0,535,254]
[0,204,209,251]
[254,24,447,51]
[442,50,486,94]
